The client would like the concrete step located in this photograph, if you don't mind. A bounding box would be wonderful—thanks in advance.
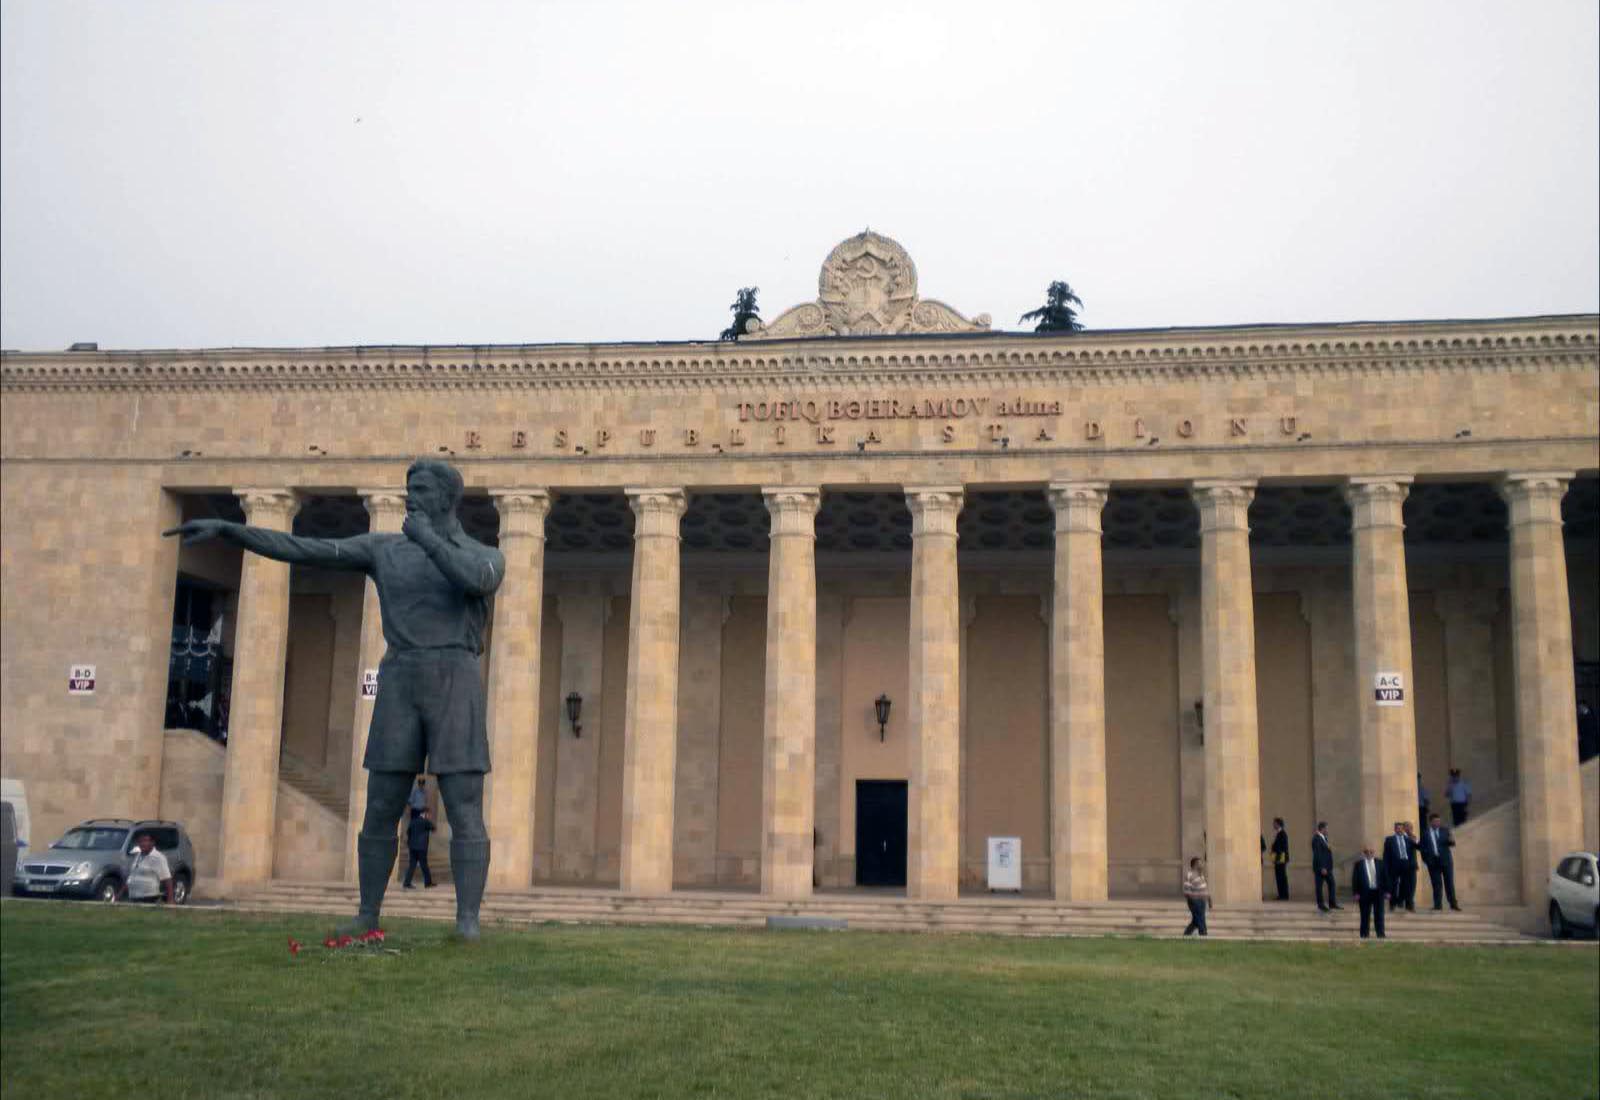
[229,883,1533,943]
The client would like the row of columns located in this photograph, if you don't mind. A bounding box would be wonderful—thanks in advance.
[211,473,1586,909]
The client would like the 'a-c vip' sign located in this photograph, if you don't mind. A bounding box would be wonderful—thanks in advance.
[1374,672,1405,706]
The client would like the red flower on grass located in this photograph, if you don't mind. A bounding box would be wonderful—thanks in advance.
[288,938,302,957]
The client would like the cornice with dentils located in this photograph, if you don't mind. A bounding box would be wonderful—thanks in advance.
[2,314,1594,394]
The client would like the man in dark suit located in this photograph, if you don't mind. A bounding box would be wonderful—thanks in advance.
[1420,812,1460,910]
[1269,818,1290,900]
[1382,822,1416,912]
[1311,821,1342,911]
[1351,844,1388,939]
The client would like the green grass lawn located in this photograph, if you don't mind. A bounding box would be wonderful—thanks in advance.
[2,900,1596,1100]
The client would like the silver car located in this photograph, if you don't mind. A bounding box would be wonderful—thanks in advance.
[1547,851,1599,938]
[12,819,196,904]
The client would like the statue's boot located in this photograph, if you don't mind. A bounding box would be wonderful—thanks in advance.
[450,837,490,941]
[336,833,396,935]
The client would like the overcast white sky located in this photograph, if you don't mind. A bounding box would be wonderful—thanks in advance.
[2,1,1596,351]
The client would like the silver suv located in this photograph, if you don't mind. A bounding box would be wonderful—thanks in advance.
[12,819,196,904]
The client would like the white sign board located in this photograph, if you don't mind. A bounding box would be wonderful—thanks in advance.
[987,836,1022,892]
[68,665,96,695]
[361,669,378,700]
[1374,672,1405,707]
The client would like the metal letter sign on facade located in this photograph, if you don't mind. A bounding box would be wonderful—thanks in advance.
[1374,672,1405,707]
[361,669,378,700]
[68,665,96,694]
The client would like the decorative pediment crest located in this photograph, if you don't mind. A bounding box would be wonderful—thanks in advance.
[742,230,991,340]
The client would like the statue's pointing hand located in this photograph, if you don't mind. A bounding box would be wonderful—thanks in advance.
[162,519,230,545]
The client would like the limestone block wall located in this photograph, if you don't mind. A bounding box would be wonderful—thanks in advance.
[715,597,765,886]
[1583,757,1598,854]
[962,596,1049,890]
[271,778,345,883]
[0,464,178,853]
[1104,595,1182,896]
[158,730,226,883]
[1451,785,1527,905]
[158,728,346,891]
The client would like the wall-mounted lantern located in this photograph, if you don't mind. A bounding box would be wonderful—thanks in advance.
[874,694,892,742]
[565,691,584,738]
[1193,699,1204,744]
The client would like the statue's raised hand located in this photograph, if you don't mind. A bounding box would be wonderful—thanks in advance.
[162,519,231,545]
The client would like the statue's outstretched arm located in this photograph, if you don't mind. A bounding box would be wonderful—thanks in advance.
[164,520,375,573]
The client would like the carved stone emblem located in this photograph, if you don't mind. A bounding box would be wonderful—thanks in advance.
[744,230,991,340]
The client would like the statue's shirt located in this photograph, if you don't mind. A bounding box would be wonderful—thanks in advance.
[227,524,504,653]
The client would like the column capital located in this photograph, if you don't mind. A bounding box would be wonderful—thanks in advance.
[761,487,821,538]
[235,489,300,527]
[357,488,407,528]
[905,485,964,538]
[490,488,552,539]
[1498,471,1572,526]
[625,488,687,539]
[1343,476,1412,530]
[1190,480,1255,533]
[1047,481,1109,534]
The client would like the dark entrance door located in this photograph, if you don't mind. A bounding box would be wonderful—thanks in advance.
[855,780,908,887]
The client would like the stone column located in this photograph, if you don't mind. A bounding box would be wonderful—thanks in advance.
[344,490,406,882]
[483,490,550,890]
[217,489,300,894]
[905,487,963,901]
[1047,481,1110,901]
[1191,480,1262,905]
[1500,473,1584,907]
[620,489,687,894]
[1344,477,1418,849]
[760,488,821,897]
[1434,588,1505,803]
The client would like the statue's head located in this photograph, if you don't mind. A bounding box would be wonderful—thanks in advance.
[405,458,464,526]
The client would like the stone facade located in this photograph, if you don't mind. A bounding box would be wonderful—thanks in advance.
[2,238,1596,914]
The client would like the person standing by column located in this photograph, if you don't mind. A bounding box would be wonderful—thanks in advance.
[1269,817,1290,901]
[1182,858,1210,937]
[1444,768,1471,826]
[1420,812,1460,911]
[1311,821,1341,912]
[1382,822,1413,912]
[1351,845,1388,940]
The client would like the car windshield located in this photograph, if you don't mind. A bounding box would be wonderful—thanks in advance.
[54,827,128,851]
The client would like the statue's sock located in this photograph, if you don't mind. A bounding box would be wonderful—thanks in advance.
[345,832,398,931]
[450,837,490,940]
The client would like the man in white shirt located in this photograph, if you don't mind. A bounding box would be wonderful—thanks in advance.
[121,833,173,904]
[1350,844,1388,939]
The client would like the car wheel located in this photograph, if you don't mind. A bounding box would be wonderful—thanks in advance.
[1549,901,1568,939]
[95,878,120,904]
[173,874,191,906]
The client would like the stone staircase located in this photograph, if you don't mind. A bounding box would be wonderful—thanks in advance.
[232,882,1535,943]
[276,752,348,820]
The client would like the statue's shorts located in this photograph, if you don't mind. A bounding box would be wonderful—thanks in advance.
[364,648,490,775]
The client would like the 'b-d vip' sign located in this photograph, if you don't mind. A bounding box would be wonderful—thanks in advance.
[68,665,96,694]
[361,669,378,700]
[1374,672,1405,707]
